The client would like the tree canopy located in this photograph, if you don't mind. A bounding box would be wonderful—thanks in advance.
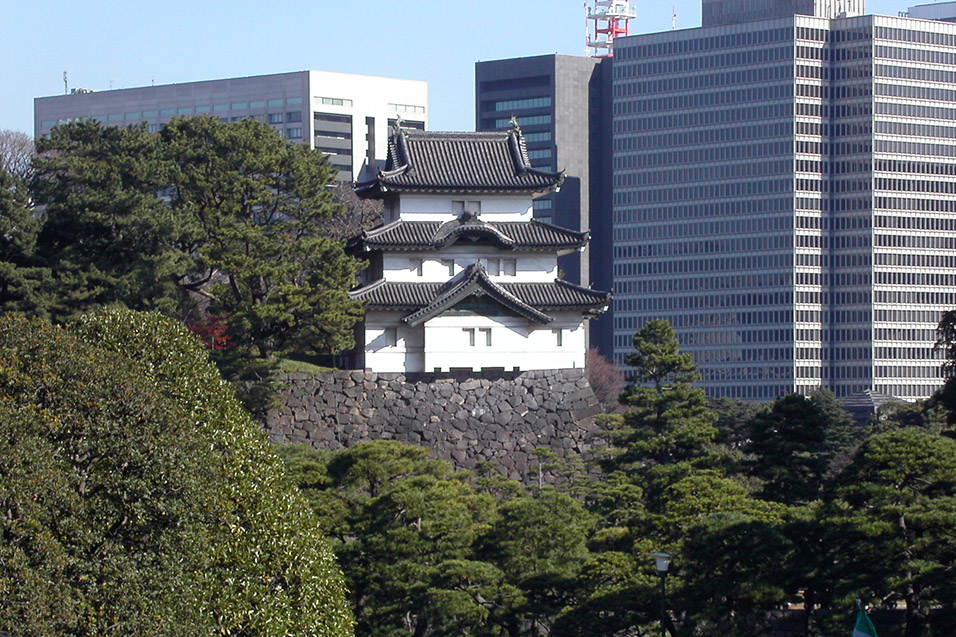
[0,129,33,182]
[3,118,363,401]
[0,309,353,636]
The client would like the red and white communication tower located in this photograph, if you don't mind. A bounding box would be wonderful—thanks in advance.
[585,0,636,57]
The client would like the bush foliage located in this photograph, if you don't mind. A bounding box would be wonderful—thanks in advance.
[0,309,353,636]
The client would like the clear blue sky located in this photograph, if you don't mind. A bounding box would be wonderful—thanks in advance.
[0,0,911,136]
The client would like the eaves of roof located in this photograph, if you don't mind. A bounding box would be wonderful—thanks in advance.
[347,218,588,253]
[348,270,611,320]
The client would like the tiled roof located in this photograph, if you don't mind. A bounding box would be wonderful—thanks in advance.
[503,280,611,312]
[840,389,906,410]
[355,126,564,196]
[349,267,610,322]
[349,278,441,309]
[348,217,588,253]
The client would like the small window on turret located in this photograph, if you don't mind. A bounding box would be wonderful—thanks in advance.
[503,259,517,276]
[452,200,481,216]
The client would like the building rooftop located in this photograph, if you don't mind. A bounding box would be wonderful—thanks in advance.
[908,1,956,21]
[356,126,564,196]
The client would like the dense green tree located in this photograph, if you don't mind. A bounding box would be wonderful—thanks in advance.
[479,489,595,636]
[550,548,660,637]
[602,320,719,510]
[0,166,51,315]
[658,472,784,540]
[680,512,791,636]
[31,122,187,318]
[824,428,956,637]
[278,442,606,637]
[0,310,353,636]
[809,388,864,475]
[27,118,363,404]
[160,116,363,361]
[0,314,211,634]
[709,396,765,450]
[747,394,830,505]
[278,441,510,637]
[877,398,949,435]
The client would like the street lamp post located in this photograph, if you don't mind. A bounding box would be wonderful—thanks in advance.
[651,552,672,637]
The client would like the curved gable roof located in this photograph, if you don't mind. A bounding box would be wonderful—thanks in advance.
[402,262,552,326]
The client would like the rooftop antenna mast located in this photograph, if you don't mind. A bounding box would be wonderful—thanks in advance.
[586,0,636,57]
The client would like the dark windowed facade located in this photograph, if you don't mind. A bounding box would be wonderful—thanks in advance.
[314,112,353,181]
[476,54,614,353]
[613,13,956,400]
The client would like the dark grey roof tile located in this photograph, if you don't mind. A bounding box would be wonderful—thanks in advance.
[349,275,610,318]
[355,126,564,196]
[347,218,587,252]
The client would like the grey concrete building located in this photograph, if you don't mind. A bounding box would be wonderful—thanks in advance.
[612,2,956,401]
[35,70,428,181]
[702,0,864,26]
[908,1,956,22]
[475,55,614,353]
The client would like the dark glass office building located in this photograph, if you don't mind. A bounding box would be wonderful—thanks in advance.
[475,55,615,353]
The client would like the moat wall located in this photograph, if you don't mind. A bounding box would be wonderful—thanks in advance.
[263,368,603,482]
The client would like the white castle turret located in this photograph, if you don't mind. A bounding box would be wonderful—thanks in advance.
[347,124,610,373]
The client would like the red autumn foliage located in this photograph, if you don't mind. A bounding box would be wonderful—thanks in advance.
[586,348,626,413]
[186,314,232,351]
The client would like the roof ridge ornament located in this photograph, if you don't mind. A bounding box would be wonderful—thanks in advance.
[509,115,522,135]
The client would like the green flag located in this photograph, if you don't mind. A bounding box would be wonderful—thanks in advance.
[852,605,878,637]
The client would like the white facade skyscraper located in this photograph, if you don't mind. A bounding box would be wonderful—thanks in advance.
[612,5,956,400]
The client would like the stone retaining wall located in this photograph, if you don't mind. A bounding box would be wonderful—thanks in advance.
[263,368,603,482]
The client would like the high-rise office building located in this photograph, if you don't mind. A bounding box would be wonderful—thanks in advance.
[35,70,428,181]
[908,1,956,23]
[702,0,864,26]
[612,3,956,400]
[475,55,615,352]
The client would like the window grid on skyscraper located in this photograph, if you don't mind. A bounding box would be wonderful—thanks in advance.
[612,13,956,401]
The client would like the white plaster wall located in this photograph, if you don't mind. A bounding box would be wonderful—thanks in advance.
[363,311,425,372]
[421,313,586,372]
[398,194,533,221]
[383,251,557,283]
